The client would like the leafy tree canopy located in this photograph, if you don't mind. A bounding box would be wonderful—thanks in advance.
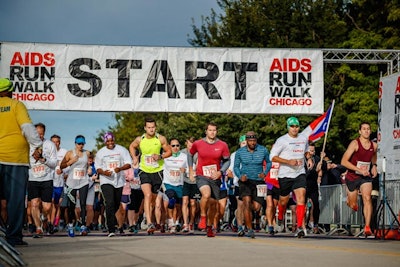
[96,0,400,161]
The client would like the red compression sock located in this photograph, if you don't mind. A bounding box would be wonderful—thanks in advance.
[296,204,306,228]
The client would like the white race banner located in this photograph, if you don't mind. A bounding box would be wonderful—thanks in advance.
[0,42,324,114]
[378,72,400,180]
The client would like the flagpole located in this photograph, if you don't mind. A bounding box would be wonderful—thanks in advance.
[317,100,335,201]
[320,99,335,160]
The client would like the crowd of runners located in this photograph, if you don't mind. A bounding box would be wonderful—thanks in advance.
[1,78,378,246]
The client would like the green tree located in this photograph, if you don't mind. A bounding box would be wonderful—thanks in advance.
[97,0,400,160]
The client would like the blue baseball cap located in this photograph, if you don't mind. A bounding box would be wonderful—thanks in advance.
[75,136,86,144]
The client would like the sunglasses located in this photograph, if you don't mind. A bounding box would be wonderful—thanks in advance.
[76,143,85,145]
[290,125,299,128]
[171,144,180,147]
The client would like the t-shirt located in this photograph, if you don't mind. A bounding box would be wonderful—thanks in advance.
[0,97,32,165]
[190,138,230,178]
[163,152,188,186]
[95,144,132,188]
[270,133,308,178]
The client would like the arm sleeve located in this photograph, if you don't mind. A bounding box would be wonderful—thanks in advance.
[220,157,231,172]
[21,123,42,148]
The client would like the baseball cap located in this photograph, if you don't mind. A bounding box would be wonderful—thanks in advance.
[287,117,300,127]
[239,135,246,143]
[75,136,86,144]
[0,78,14,92]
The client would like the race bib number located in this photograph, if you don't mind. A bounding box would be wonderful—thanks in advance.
[256,184,267,197]
[202,164,217,177]
[144,155,159,168]
[169,169,181,182]
[94,183,101,192]
[73,167,85,180]
[356,161,371,175]
[107,160,120,171]
[270,162,280,180]
[130,177,141,189]
[293,158,304,171]
[32,163,46,178]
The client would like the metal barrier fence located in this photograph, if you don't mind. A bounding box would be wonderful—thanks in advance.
[319,179,400,235]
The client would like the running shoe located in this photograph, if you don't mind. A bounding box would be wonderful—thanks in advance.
[267,226,275,235]
[189,224,195,234]
[118,227,125,235]
[198,216,207,230]
[67,224,75,237]
[275,220,284,233]
[80,225,88,236]
[48,223,55,235]
[206,226,215,237]
[246,229,255,239]
[28,223,36,234]
[313,226,320,234]
[40,215,49,233]
[237,226,245,237]
[230,224,238,232]
[175,223,182,232]
[147,223,156,235]
[182,224,189,233]
[162,224,167,233]
[108,232,116,237]
[294,227,307,238]
[364,225,372,236]
[33,228,43,238]
[170,226,176,234]
[128,225,138,233]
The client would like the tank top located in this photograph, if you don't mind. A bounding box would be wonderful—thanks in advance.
[66,149,89,189]
[345,138,375,181]
[139,134,164,173]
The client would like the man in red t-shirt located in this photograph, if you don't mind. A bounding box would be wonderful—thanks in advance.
[188,122,230,237]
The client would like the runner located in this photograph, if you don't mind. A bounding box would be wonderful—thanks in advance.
[341,122,377,237]
[129,117,172,234]
[59,135,91,237]
[234,131,271,238]
[27,123,57,238]
[163,138,188,233]
[95,132,131,237]
[49,134,68,233]
[270,117,309,238]
[188,122,230,237]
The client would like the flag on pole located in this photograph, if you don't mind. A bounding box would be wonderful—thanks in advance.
[306,102,334,142]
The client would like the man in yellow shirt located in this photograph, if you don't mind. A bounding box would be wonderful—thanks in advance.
[0,78,42,247]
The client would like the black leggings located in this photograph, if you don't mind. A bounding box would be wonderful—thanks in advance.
[67,185,89,225]
[101,184,123,233]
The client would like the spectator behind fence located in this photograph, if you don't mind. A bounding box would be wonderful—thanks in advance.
[321,156,347,186]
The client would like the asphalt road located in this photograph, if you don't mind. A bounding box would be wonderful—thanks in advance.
[5,230,400,267]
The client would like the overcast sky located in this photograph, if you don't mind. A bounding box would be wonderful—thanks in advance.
[0,0,220,150]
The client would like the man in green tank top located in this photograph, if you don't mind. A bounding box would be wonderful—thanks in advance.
[129,117,171,234]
